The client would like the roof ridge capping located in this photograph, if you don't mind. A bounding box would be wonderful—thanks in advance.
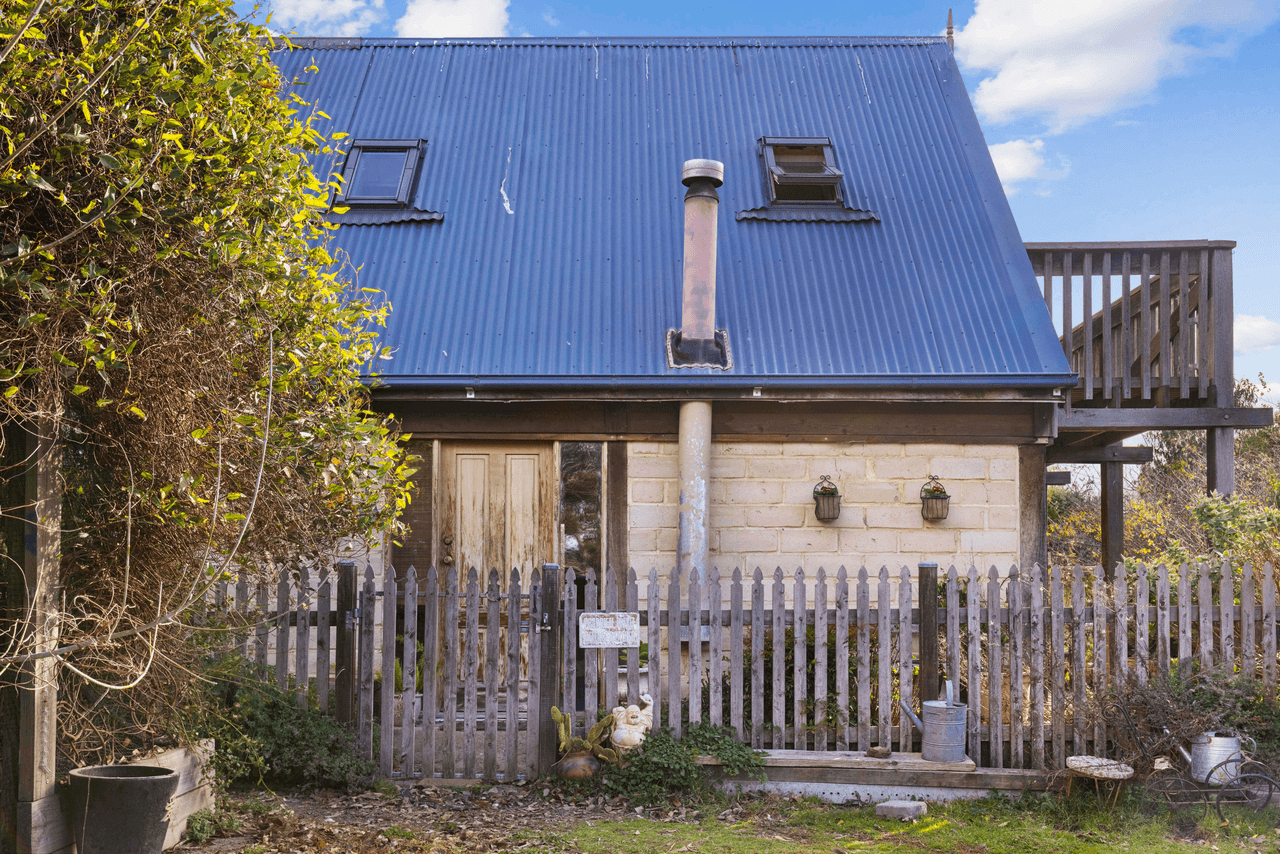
[274,36,365,50]
[275,36,946,50]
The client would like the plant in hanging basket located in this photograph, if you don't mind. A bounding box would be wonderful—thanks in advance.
[813,475,841,522]
[920,475,950,521]
[813,479,839,496]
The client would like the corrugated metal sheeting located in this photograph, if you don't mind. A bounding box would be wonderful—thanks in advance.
[271,37,1074,391]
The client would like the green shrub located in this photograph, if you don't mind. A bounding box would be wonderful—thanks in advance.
[188,658,374,791]
[603,723,764,804]
[603,728,701,804]
[1236,686,1280,770]
[238,690,374,790]
[184,808,241,844]
[682,721,766,780]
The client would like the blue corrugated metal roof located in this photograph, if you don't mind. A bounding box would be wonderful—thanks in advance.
[271,37,1074,391]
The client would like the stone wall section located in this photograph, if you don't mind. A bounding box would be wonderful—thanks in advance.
[628,441,1020,579]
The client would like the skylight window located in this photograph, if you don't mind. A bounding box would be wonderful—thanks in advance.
[760,137,843,203]
[337,139,425,207]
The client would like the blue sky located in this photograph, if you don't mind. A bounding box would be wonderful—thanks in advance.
[237,0,1280,398]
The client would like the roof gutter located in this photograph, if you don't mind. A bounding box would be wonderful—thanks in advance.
[367,373,1080,392]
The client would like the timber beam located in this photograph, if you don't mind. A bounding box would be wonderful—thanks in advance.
[1045,471,1071,486]
[1059,406,1273,431]
[1046,445,1153,464]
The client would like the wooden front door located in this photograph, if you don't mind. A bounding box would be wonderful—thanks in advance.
[439,442,557,582]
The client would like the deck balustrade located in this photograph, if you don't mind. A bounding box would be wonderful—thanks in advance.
[1025,241,1234,408]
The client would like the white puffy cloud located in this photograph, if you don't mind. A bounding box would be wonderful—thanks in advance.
[395,0,510,37]
[956,0,1280,132]
[542,9,560,27]
[262,0,385,36]
[1236,315,1280,354]
[987,138,1069,194]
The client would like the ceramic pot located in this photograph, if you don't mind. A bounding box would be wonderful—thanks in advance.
[67,765,180,854]
[554,751,601,780]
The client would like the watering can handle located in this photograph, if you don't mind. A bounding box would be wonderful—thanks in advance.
[1245,735,1258,756]
[945,679,954,706]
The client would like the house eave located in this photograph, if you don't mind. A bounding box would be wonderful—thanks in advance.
[366,373,1077,404]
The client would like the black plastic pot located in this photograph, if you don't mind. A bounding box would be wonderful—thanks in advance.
[67,764,180,854]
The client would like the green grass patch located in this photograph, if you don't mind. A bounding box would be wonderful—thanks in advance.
[567,816,820,854]
[563,793,1280,854]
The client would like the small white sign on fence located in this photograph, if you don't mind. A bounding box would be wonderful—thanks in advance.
[578,612,641,648]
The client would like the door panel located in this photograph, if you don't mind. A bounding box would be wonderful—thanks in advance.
[440,442,555,582]
[505,454,541,576]
[454,454,492,577]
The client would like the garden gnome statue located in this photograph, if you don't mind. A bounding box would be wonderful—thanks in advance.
[610,693,654,754]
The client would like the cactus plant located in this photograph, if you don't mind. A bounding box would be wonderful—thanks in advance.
[551,707,620,766]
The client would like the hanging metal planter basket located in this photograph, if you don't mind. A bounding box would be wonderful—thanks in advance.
[813,475,841,522]
[920,475,950,521]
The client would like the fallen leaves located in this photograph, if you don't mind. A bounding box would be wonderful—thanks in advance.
[194,781,653,853]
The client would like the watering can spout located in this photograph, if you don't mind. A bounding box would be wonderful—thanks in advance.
[1163,728,1193,765]
[899,700,924,732]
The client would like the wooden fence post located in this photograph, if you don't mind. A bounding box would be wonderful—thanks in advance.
[918,562,939,703]
[357,567,375,761]
[537,564,562,778]
[335,560,357,725]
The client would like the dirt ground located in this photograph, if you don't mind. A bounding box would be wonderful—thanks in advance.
[183,781,731,854]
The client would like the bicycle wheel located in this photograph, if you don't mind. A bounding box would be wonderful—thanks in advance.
[1143,773,1207,820]
[1214,773,1276,822]
[1207,757,1270,786]
[1208,763,1269,788]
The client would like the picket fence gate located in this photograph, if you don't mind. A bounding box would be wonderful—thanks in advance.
[218,559,1280,782]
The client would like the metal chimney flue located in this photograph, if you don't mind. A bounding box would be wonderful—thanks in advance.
[678,159,724,360]
[675,158,723,587]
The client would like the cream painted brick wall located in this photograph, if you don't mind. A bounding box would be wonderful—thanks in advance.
[630,480,665,503]
[628,440,1021,582]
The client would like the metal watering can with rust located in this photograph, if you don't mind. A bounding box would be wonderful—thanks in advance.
[900,679,968,763]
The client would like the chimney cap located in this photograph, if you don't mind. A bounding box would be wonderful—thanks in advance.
[682,158,724,187]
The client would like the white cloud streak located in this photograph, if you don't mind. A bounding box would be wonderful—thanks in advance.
[542,9,560,27]
[956,0,1280,132]
[263,0,386,36]
[987,138,1069,194]
[395,0,510,37]
[1236,315,1280,354]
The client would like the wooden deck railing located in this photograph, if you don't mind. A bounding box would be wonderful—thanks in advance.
[1025,241,1235,406]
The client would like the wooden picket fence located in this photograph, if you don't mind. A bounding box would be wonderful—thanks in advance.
[221,559,1279,781]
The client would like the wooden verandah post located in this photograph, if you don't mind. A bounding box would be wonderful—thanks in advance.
[1207,245,1235,497]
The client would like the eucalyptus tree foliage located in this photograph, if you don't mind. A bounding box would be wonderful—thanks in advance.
[0,0,413,756]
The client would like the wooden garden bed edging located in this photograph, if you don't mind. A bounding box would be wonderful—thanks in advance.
[696,749,1054,803]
